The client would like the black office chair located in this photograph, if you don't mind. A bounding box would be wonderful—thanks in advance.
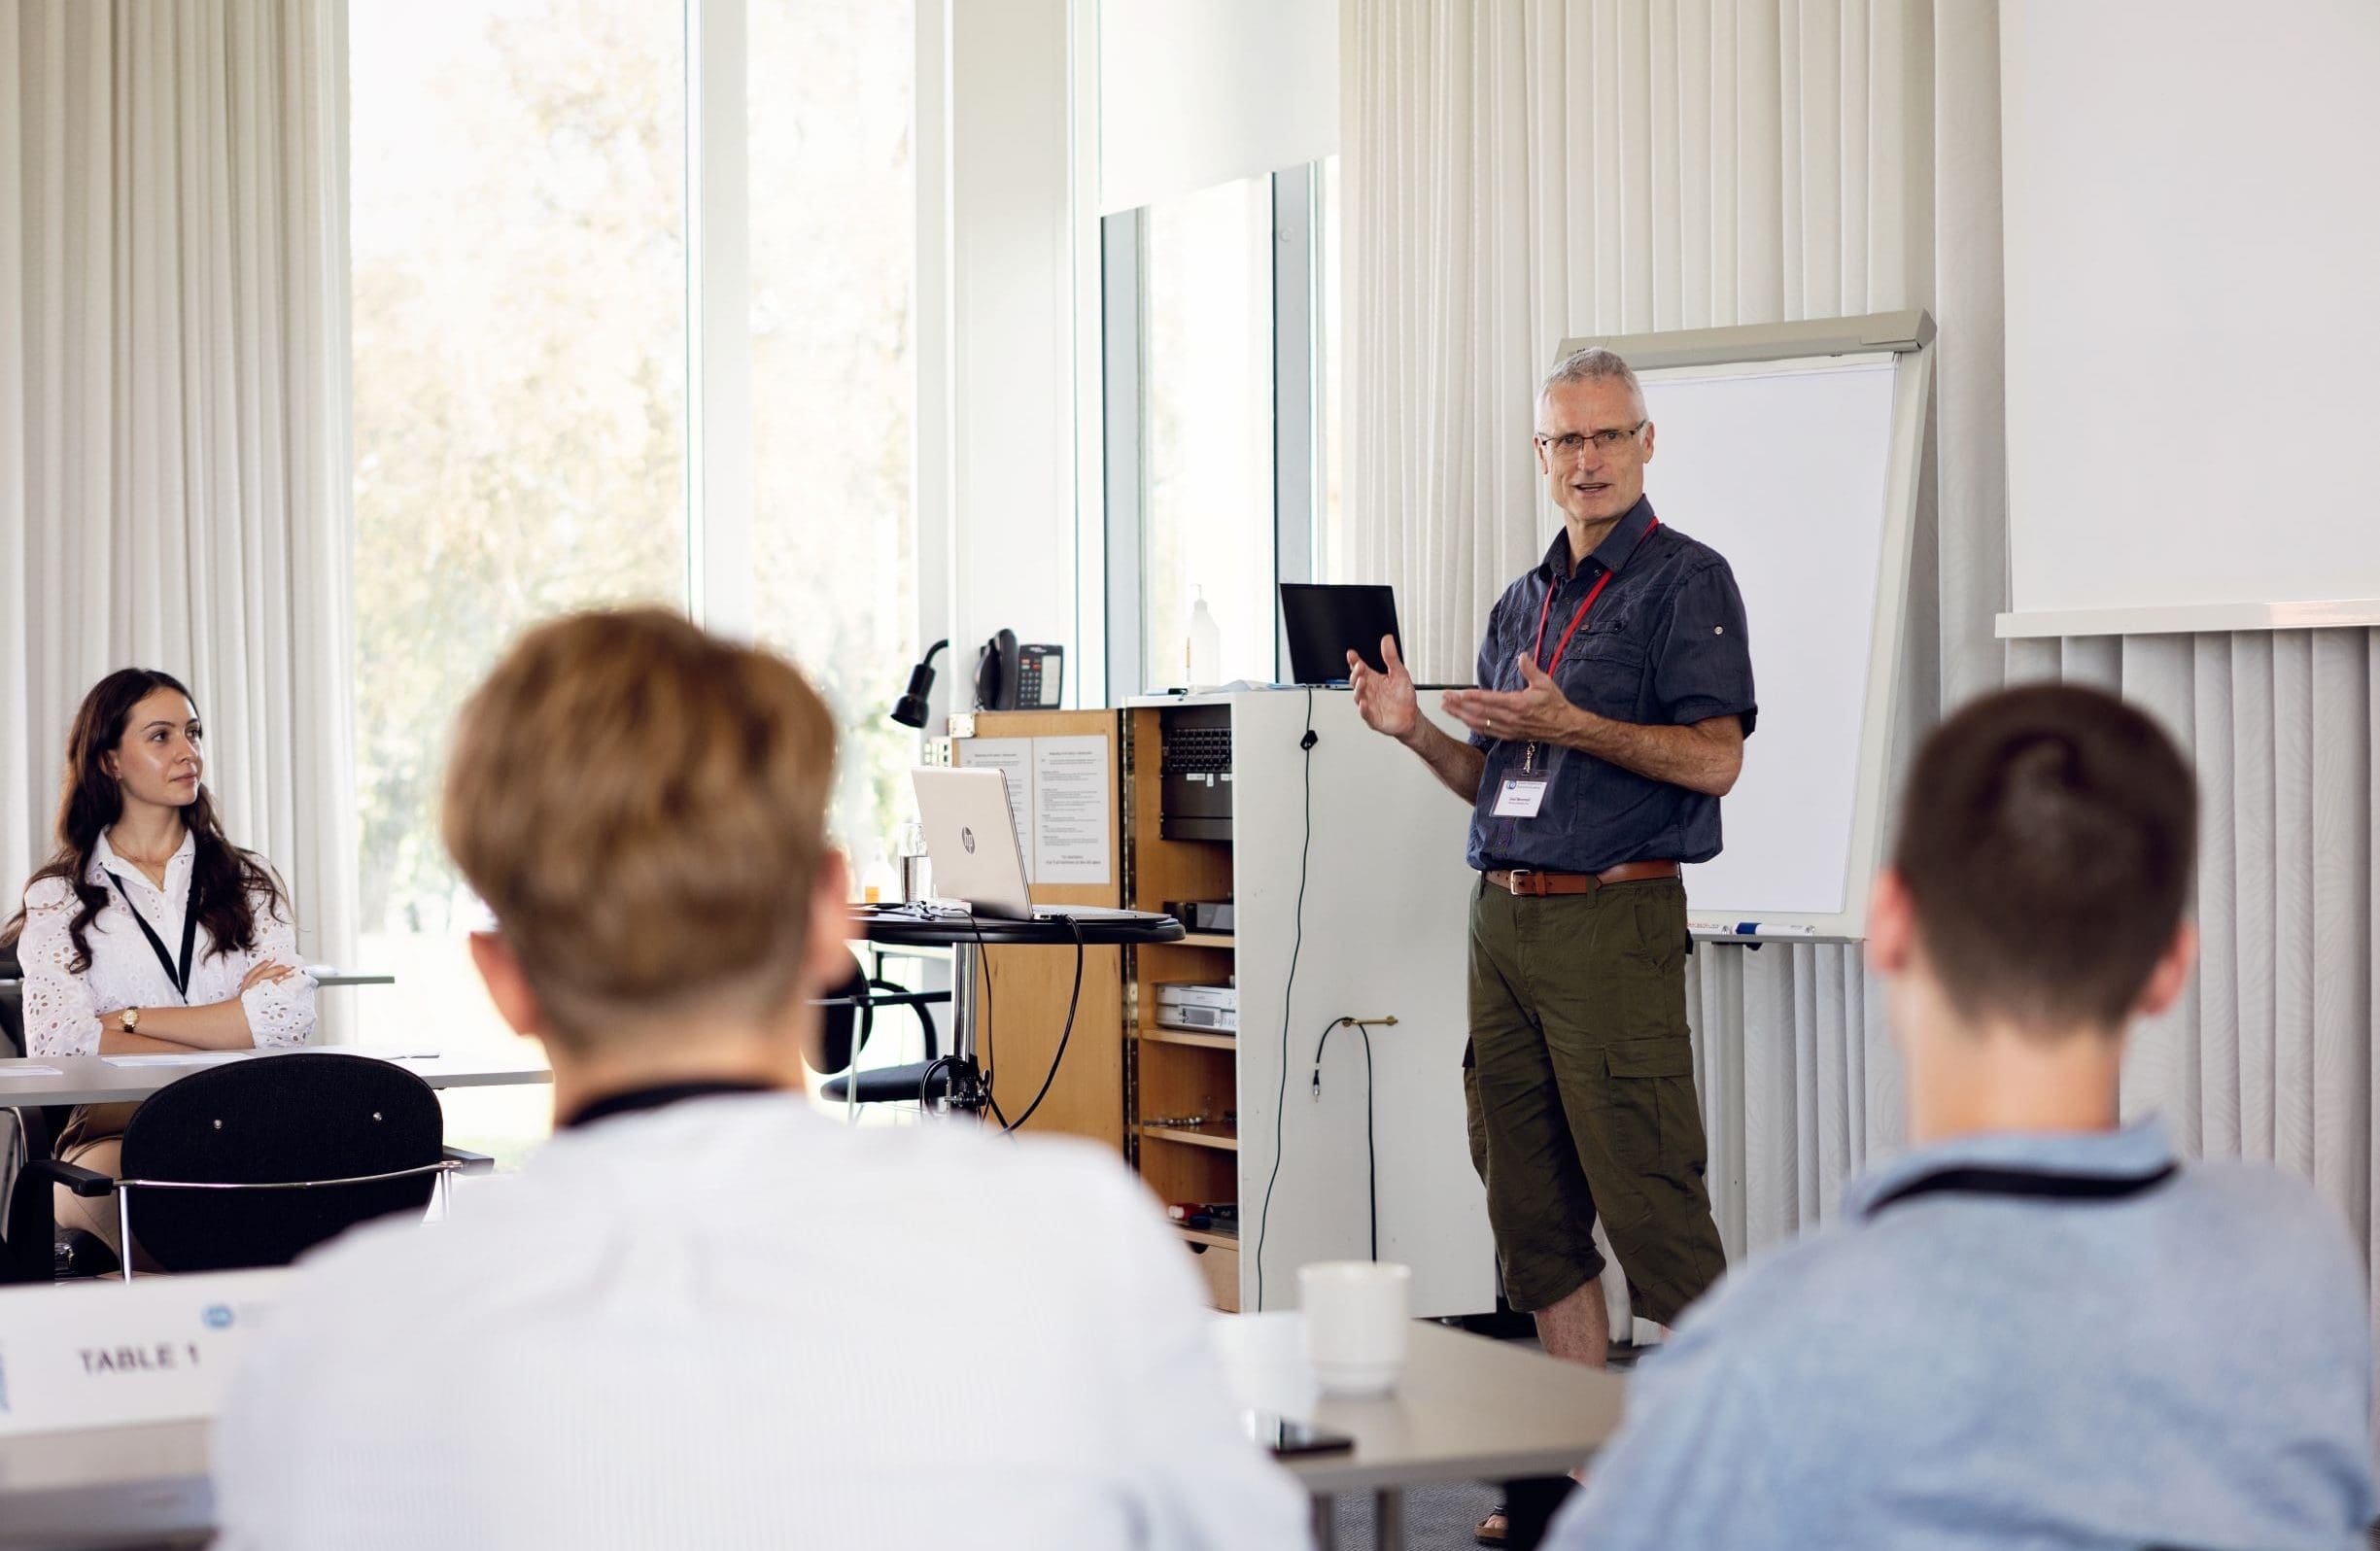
[0,940,86,1278]
[17,1051,490,1278]
[811,953,960,1106]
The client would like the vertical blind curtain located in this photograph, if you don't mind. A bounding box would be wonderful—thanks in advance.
[1343,0,2379,1331]
[0,1,355,995]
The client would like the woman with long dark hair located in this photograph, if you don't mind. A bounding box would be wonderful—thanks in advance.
[3,668,315,1260]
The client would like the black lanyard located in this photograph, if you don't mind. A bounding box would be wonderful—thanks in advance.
[108,870,199,1002]
[1866,1161,2178,1218]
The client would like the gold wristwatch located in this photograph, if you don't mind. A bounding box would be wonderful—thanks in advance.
[121,1006,141,1034]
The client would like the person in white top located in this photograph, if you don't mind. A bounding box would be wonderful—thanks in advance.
[3,668,314,1261]
[213,608,1310,1551]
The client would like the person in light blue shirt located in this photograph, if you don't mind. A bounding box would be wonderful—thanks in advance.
[1549,682,2374,1551]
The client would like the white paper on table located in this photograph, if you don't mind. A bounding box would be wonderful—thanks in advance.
[1033,734,1113,886]
[1,1062,64,1075]
[100,1051,255,1068]
[954,738,1036,880]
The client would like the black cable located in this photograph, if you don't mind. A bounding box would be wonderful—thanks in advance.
[1003,914,1086,1132]
[968,912,994,1094]
[1360,1025,1376,1262]
[1255,688,1320,1312]
[916,1053,958,1110]
[1310,1017,1381,1262]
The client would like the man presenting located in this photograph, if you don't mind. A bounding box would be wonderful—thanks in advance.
[1351,347,1753,1396]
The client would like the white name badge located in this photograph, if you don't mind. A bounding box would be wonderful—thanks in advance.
[1493,777,1551,818]
[0,1269,286,1436]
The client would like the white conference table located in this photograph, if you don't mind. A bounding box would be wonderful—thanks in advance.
[0,1311,1621,1551]
[1218,1312,1626,1549]
[0,972,396,1005]
[0,1048,553,1109]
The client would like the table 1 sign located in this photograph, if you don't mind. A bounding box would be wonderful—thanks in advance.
[0,1269,286,1437]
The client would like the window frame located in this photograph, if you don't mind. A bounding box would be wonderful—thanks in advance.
[1098,162,1328,699]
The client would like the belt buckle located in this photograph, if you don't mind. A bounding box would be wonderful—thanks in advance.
[1508,868,1535,897]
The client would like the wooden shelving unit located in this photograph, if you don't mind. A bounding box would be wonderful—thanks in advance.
[1123,706,1242,1310]
[1134,1027,1236,1052]
[1135,1120,1239,1151]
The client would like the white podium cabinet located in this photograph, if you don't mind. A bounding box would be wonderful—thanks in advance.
[1124,690,1495,1317]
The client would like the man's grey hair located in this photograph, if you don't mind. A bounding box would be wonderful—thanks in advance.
[1538,347,1646,421]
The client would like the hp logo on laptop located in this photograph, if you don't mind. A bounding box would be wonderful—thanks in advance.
[960,826,977,854]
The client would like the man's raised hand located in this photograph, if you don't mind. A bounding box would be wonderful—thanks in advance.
[1349,634,1418,741]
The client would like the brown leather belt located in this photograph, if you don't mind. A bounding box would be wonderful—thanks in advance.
[1483,860,1680,896]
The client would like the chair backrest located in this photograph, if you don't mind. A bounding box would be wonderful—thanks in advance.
[813,954,940,1076]
[813,954,875,1074]
[118,1051,444,1272]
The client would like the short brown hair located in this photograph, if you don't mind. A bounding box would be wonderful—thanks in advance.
[1892,683,2195,1033]
[442,608,838,1048]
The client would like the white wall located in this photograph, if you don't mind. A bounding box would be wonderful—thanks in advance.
[1097,0,1336,215]
[1999,0,2380,634]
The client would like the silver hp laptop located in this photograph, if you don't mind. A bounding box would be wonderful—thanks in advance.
[910,767,1154,924]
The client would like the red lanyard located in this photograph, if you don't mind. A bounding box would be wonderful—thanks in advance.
[1530,517,1661,674]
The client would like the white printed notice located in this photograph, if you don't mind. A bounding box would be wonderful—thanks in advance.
[953,739,1035,879]
[1033,735,1114,885]
[0,1268,287,1436]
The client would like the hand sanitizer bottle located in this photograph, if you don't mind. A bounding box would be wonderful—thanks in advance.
[1187,588,1221,688]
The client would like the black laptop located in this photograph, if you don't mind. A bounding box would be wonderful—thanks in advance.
[1280,583,1403,685]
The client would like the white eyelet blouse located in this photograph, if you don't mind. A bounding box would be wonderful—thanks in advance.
[16,830,316,1056]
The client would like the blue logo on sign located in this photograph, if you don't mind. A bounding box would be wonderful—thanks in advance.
[203,1305,234,1330]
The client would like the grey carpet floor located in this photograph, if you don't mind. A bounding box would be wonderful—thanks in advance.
[1322,1477,1504,1549]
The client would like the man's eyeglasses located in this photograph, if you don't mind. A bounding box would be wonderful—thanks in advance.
[1534,422,1646,459]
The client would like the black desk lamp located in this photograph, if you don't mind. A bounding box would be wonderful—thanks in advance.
[890,639,949,729]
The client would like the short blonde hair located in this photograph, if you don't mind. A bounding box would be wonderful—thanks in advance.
[442,608,839,1049]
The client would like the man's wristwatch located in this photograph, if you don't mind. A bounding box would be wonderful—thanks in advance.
[121,1006,141,1034]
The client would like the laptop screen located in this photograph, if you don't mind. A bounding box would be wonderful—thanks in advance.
[1280,583,1402,685]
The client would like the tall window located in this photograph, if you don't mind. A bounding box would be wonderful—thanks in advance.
[349,0,688,1155]
[1140,177,1277,689]
[748,0,916,879]
[1107,165,1335,695]
[349,0,918,1154]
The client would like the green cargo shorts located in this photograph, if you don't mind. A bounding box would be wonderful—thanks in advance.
[1462,874,1725,1326]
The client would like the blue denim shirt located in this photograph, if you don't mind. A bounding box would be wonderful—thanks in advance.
[1466,498,1756,874]
[1550,1119,2377,1551]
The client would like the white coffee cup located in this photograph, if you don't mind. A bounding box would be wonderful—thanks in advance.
[1298,1260,1413,1397]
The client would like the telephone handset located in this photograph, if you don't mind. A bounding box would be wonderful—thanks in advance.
[973,629,1064,710]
